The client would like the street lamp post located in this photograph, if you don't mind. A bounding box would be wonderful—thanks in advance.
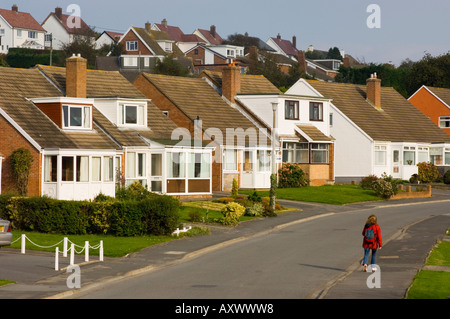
[270,102,278,216]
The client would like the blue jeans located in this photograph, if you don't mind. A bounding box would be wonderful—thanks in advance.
[363,248,378,265]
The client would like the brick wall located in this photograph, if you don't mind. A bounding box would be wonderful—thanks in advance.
[0,115,41,196]
[121,31,153,56]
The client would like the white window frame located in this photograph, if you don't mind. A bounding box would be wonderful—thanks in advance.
[439,116,450,128]
[118,104,146,126]
[62,104,92,130]
[374,145,387,166]
[126,41,138,51]
[28,31,37,39]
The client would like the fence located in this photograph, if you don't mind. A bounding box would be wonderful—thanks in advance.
[12,234,104,271]
[172,226,192,236]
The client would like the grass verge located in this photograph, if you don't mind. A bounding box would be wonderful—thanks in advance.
[0,279,16,287]
[240,184,382,205]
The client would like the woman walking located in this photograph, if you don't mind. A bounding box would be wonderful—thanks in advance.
[362,214,382,272]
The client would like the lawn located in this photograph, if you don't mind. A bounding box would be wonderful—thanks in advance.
[240,184,382,205]
[407,239,450,299]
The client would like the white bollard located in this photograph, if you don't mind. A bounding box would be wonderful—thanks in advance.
[55,247,59,271]
[21,234,26,254]
[99,240,104,262]
[63,237,68,257]
[70,243,75,266]
[85,241,89,262]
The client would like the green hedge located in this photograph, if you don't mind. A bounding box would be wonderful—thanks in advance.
[0,194,180,237]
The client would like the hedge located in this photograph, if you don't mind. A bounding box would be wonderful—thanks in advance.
[0,194,180,237]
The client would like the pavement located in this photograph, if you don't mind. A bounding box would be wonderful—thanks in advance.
[0,189,449,300]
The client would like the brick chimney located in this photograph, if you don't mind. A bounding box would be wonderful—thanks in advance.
[297,51,307,75]
[55,7,63,20]
[162,18,167,27]
[210,25,216,38]
[222,63,241,104]
[12,4,18,12]
[292,36,297,49]
[145,22,151,33]
[66,54,87,98]
[366,73,381,109]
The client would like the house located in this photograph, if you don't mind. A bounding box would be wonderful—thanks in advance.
[193,25,223,46]
[185,43,245,74]
[408,86,450,136]
[95,31,123,50]
[298,51,341,80]
[203,69,336,186]
[286,74,450,182]
[151,19,205,53]
[37,58,213,198]
[133,66,275,191]
[266,34,299,61]
[0,5,46,53]
[42,7,96,50]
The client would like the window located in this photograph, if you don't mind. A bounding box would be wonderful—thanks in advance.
[62,157,74,181]
[44,156,57,182]
[167,152,185,178]
[0,29,4,36]
[446,148,450,165]
[63,105,91,129]
[45,34,52,42]
[126,41,138,51]
[285,100,299,120]
[126,152,146,179]
[92,157,102,182]
[439,117,450,128]
[403,146,416,165]
[188,153,210,178]
[375,145,387,165]
[137,153,146,177]
[28,31,36,39]
[430,147,443,165]
[418,147,429,163]
[119,104,145,126]
[224,149,238,171]
[282,142,308,164]
[310,102,323,121]
[311,143,328,163]
[76,156,89,182]
[329,113,333,126]
[243,151,253,172]
[104,156,114,182]
[17,30,22,37]
[123,57,138,67]
[257,150,271,172]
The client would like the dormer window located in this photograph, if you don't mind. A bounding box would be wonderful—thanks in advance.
[119,104,146,126]
[63,104,92,129]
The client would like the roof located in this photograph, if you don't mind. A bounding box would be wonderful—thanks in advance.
[296,125,334,142]
[0,8,46,32]
[200,70,282,95]
[306,80,450,143]
[100,31,123,41]
[0,67,118,150]
[196,28,223,45]
[423,86,450,108]
[138,73,271,146]
[269,37,298,57]
[154,22,204,44]
[129,27,185,57]
[37,65,179,145]
[43,12,95,36]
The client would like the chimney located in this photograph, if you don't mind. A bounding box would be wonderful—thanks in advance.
[297,51,307,75]
[55,7,63,19]
[277,33,281,40]
[12,4,18,12]
[210,25,216,38]
[366,73,382,109]
[222,64,241,104]
[162,18,167,27]
[66,54,87,98]
[292,36,297,49]
[145,22,151,33]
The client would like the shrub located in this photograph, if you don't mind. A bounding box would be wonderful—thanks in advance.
[444,170,450,185]
[417,162,439,184]
[278,163,309,188]
[188,208,203,223]
[221,202,245,226]
[245,202,265,217]
[212,197,235,204]
[231,178,239,198]
[11,148,34,196]
[371,179,395,199]
[247,191,262,203]
[410,174,419,184]
[380,173,400,195]
[360,175,379,190]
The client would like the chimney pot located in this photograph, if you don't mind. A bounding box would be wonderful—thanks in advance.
[55,7,63,19]
[12,4,18,12]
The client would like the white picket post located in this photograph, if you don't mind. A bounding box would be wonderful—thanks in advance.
[85,241,89,262]
[21,234,26,254]
[99,240,103,262]
[55,247,59,271]
[63,237,68,257]
[70,243,74,266]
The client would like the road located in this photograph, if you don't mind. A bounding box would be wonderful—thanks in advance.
[68,198,450,299]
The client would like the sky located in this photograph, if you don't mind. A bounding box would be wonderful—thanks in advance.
[7,0,450,66]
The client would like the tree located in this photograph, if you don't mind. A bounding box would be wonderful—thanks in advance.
[11,148,34,196]
[326,47,343,61]
[61,37,97,68]
[153,55,190,77]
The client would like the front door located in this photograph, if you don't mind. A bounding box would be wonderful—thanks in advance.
[392,148,401,179]
[240,150,254,188]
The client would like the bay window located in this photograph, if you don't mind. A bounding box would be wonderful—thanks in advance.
[167,152,185,178]
[224,149,238,171]
[76,156,89,182]
[188,153,210,178]
[403,147,416,165]
[374,145,387,165]
[311,143,328,163]
[44,156,57,182]
[257,150,271,172]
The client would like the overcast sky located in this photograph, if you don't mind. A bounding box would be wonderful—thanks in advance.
[8,0,450,66]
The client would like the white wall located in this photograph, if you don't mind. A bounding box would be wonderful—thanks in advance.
[42,16,69,50]
[0,16,13,53]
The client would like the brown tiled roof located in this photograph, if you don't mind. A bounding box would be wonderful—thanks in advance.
[425,86,450,108]
[0,8,46,32]
[296,125,334,142]
[200,70,281,95]
[270,37,298,57]
[0,67,118,150]
[131,27,185,57]
[197,28,223,45]
[37,65,178,145]
[307,80,450,143]
[139,73,270,146]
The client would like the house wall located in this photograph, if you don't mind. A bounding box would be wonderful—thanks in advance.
[0,16,13,53]
[0,115,41,196]
[42,16,69,50]
[409,88,450,136]
[13,29,45,49]
[120,30,153,56]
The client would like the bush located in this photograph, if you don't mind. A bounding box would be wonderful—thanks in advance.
[410,174,419,184]
[371,179,395,199]
[245,202,265,217]
[444,170,450,185]
[212,197,235,204]
[220,202,245,226]
[278,163,309,188]
[231,178,239,198]
[417,162,439,184]
[360,175,379,190]
[188,208,203,223]
[247,191,262,203]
